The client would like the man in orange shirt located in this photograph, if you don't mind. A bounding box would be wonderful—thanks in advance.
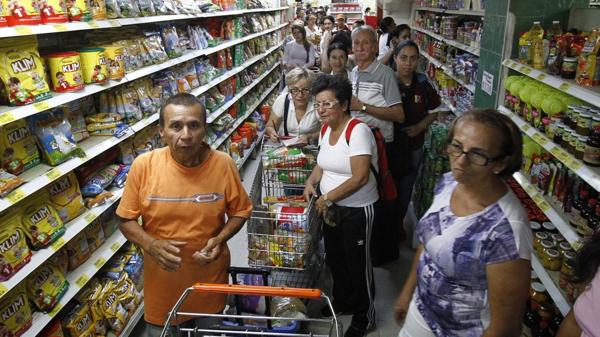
[117,93,252,336]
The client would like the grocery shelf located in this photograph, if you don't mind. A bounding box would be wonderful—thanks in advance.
[22,231,128,337]
[420,50,476,93]
[109,301,145,337]
[0,23,288,125]
[237,129,266,170]
[412,26,480,56]
[530,253,571,316]
[0,7,288,38]
[211,78,281,150]
[441,97,459,116]
[0,187,123,301]
[513,172,580,246]
[415,7,485,16]
[206,61,281,123]
[503,59,600,109]
[0,114,157,213]
[499,105,600,191]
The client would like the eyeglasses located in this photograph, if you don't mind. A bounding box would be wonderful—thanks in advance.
[290,88,310,95]
[446,143,500,166]
[313,100,340,109]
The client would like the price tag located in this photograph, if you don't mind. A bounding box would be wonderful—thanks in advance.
[558,152,570,162]
[94,257,106,269]
[45,168,61,181]
[14,26,33,35]
[53,24,68,32]
[111,242,121,252]
[550,146,562,157]
[532,132,549,145]
[525,185,536,195]
[519,66,531,75]
[49,303,63,318]
[33,101,50,112]
[51,237,66,251]
[566,158,583,171]
[75,274,90,288]
[533,194,545,206]
[87,22,100,28]
[0,112,16,125]
[537,73,547,81]
[108,20,119,27]
[559,82,571,91]
[84,212,97,224]
[6,188,25,205]
[521,123,531,131]
[0,284,7,298]
[539,200,551,212]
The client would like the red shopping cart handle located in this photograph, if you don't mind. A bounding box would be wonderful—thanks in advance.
[192,283,322,299]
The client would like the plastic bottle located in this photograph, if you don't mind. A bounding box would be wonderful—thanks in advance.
[546,21,563,70]
[519,32,532,64]
[530,21,546,69]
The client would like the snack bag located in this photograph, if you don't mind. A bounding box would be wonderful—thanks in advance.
[89,0,106,19]
[62,98,91,142]
[49,246,69,274]
[26,261,69,311]
[80,164,123,197]
[0,169,25,197]
[21,195,65,250]
[62,304,95,337]
[103,45,125,80]
[83,219,105,252]
[0,36,52,106]
[114,273,142,315]
[75,278,108,336]
[3,0,41,25]
[78,48,108,84]
[65,231,90,270]
[0,212,32,281]
[46,172,85,223]
[28,111,85,166]
[100,279,128,334]
[65,0,91,21]
[0,284,33,337]
[0,119,40,175]
[39,0,68,23]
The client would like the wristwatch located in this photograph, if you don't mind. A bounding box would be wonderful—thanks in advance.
[323,193,334,207]
[361,104,367,113]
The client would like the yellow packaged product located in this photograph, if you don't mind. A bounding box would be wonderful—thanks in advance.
[62,303,95,337]
[26,261,69,311]
[50,247,69,274]
[0,169,25,197]
[114,273,142,315]
[65,231,90,270]
[103,45,125,80]
[0,36,52,106]
[20,194,65,250]
[0,212,32,282]
[65,0,91,21]
[46,172,85,223]
[0,284,33,337]
[89,0,106,20]
[0,119,41,175]
[100,279,128,334]
[83,219,105,252]
[3,0,42,25]
[78,47,107,84]
[46,51,85,93]
[75,278,108,336]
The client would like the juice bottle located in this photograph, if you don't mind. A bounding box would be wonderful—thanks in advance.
[530,21,545,69]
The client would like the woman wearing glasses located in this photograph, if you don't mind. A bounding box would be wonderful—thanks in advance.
[265,67,320,144]
[303,74,379,337]
[393,109,532,337]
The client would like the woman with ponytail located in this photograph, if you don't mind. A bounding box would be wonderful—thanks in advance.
[283,24,316,71]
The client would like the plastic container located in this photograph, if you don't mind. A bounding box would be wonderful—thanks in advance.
[78,47,108,84]
[46,51,85,92]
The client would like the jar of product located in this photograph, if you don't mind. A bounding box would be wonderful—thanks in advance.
[576,136,588,160]
[565,105,578,128]
[530,282,549,306]
[531,270,540,283]
[584,126,600,166]
[576,112,592,136]
[543,248,561,271]
[230,135,242,161]
[540,239,555,258]
[569,130,579,155]
[534,232,549,255]
[547,120,558,140]
[550,233,565,246]
[554,122,566,145]
[562,128,573,151]
[560,250,576,292]
[558,241,573,257]
[561,57,578,79]
[592,116,600,129]
[530,221,542,233]
[238,126,251,149]
[542,222,558,234]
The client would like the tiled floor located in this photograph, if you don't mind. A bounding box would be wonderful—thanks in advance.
[130,156,416,337]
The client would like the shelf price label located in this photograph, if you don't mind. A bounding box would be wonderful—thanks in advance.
[45,168,61,181]
[0,284,7,298]
[53,24,68,32]
[111,242,121,252]
[521,123,531,131]
[525,185,536,195]
[536,74,547,81]
[6,188,25,205]
[51,237,66,251]
[559,82,571,91]
[0,111,16,125]
[550,146,563,157]
[519,66,531,75]
[49,303,63,318]
[108,20,119,27]
[33,101,50,112]
[538,200,551,212]
[84,211,97,224]
[75,274,90,288]
[87,22,100,28]
[532,132,548,145]
[566,158,583,171]
[94,257,107,269]
[14,26,33,35]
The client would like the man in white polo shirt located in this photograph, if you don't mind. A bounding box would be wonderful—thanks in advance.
[349,25,405,266]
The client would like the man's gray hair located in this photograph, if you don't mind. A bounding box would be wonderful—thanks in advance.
[285,67,316,87]
[351,25,378,43]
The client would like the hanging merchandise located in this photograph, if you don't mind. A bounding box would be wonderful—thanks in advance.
[45,51,85,92]
[0,118,40,175]
[0,37,52,106]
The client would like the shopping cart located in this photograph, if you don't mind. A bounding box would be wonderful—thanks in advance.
[159,282,342,337]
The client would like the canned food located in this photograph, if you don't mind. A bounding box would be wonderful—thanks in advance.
[78,47,107,84]
[46,51,84,92]
[534,232,549,256]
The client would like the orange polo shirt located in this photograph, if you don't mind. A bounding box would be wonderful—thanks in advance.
[116,147,252,325]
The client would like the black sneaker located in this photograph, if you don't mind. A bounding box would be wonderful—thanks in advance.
[344,325,366,337]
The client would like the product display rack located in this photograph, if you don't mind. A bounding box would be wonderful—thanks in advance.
[419,49,476,93]
[237,128,266,171]
[0,5,288,336]
[530,253,571,316]
[412,26,480,56]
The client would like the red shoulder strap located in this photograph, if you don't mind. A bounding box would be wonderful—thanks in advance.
[345,119,363,145]
[320,123,329,139]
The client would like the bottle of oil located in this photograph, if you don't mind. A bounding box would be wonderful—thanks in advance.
[519,32,532,64]
[530,21,545,69]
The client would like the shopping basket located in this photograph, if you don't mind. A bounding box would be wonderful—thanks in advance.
[159,282,343,337]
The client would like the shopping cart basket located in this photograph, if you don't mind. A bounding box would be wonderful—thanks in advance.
[159,283,343,337]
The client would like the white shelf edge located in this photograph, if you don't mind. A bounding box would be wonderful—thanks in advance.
[0,114,158,213]
[0,23,288,124]
[419,50,475,93]
[329,11,363,14]
[0,187,124,301]
[512,171,581,246]
[0,7,289,38]
[236,129,265,170]
[530,253,571,316]
[22,231,128,337]
[502,59,600,109]
[211,78,281,150]
[110,301,145,337]
[499,105,600,191]
[412,26,480,56]
[415,7,485,16]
